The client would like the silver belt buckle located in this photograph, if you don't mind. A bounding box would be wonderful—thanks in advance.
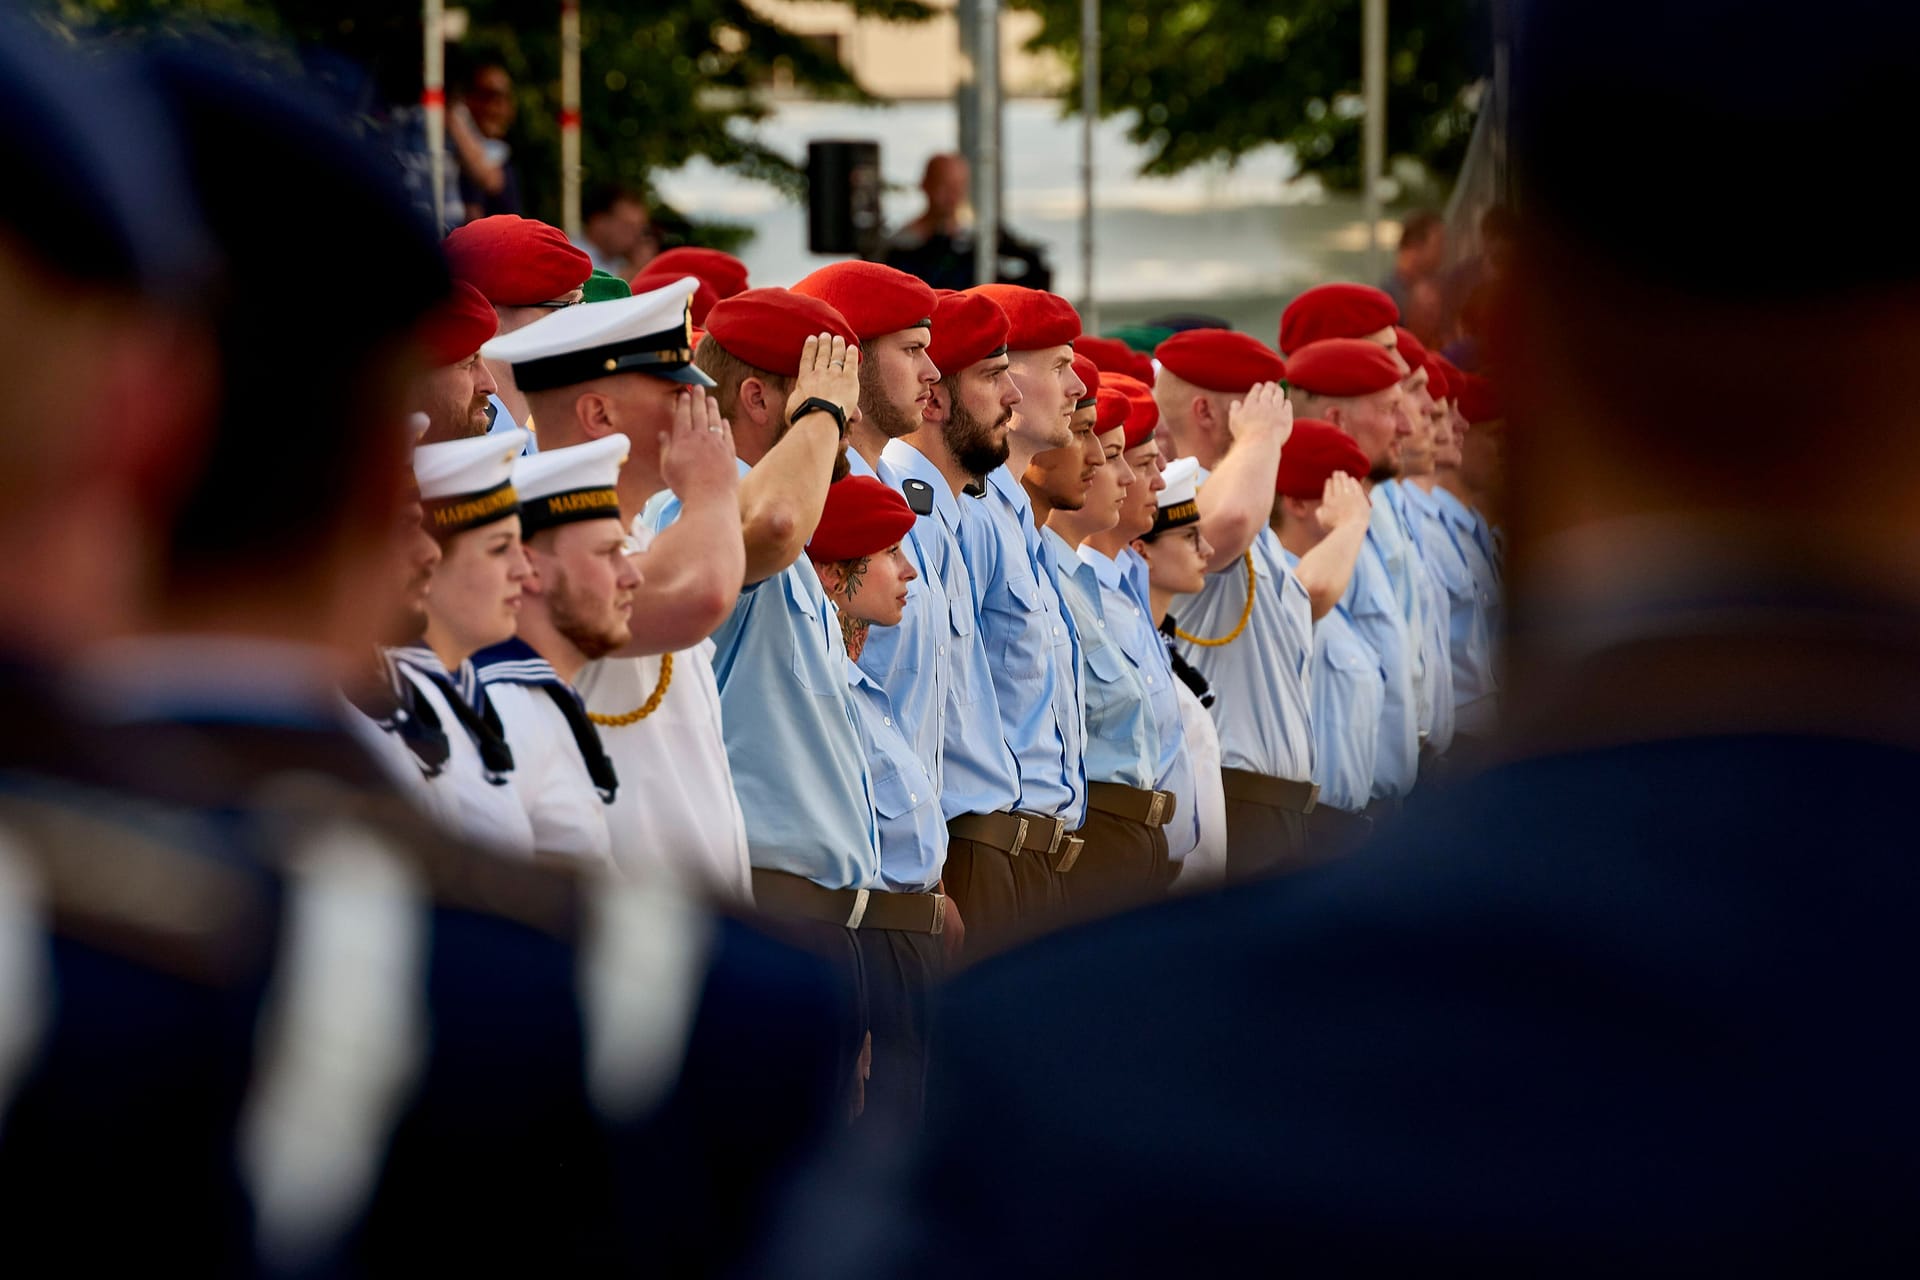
[843,888,871,929]
[1008,815,1029,857]
[1145,791,1167,826]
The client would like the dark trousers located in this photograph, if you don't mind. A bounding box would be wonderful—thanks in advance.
[753,916,867,1121]
[852,927,944,1133]
[1221,792,1313,879]
[1066,808,1169,919]
[942,829,1067,958]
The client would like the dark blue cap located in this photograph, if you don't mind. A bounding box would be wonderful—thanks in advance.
[0,14,212,294]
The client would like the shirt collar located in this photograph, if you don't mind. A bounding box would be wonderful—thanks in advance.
[1077,542,1126,590]
[71,634,349,730]
[473,636,562,687]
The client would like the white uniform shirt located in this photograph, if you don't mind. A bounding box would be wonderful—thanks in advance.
[389,654,537,856]
[1169,680,1229,892]
[483,676,616,872]
[573,518,752,904]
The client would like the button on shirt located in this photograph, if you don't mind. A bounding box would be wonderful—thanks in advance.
[847,449,948,782]
[846,662,948,892]
[1080,543,1201,862]
[647,462,881,890]
[1282,549,1386,813]
[881,440,1021,821]
[1343,517,1421,800]
[956,465,1087,827]
[1383,481,1456,756]
[1169,514,1314,785]
[1047,529,1157,790]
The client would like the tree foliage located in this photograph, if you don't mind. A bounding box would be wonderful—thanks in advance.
[1012,0,1490,190]
[42,0,937,228]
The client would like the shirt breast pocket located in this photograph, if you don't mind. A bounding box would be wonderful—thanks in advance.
[984,569,1046,678]
[784,571,842,696]
[1082,638,1134,741]
[870,759,930,821]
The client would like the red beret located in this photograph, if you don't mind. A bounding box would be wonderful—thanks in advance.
[1275,419,1371,499]
[416,281,499,367]
[702,287,860,377]
[1074,335,1156,386]
[1153,328,1285,394]
[1420,354,1451,402]
[1453,372,1505,425]
[1279,282,1399,356]
[792,262,937,343]
[643,246,749,300]
[1094,386,1130,433]
[631,267,720,326]
[807,475,917,563]
[1286,338,1405,399]
[967,284,1080,351]
[1071,354,1101,407]
[1393,326,1430,371]
[925,290,1009,374]
[444,214,591,306]
[1101,372,1159,449]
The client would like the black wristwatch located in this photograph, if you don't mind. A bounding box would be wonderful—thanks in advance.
[792,396,849,438]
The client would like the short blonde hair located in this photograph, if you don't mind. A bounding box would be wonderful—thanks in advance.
[694,339,793,420]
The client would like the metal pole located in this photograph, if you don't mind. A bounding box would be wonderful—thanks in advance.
[956,0,979,167]
[424,0,446,231]
[1079,0,1098,326]
[1361,0,1386,278]
[560,0,583,240]
[972,0,1001,287]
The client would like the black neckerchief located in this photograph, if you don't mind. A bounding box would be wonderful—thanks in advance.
[419,670,515,783]
[1159,615,1215,707]
[539,684,619,804]
[347,655,450,778]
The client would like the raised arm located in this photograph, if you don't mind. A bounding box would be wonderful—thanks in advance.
[739,334,861,584]
[617,390,745,655]
[1292,473,1371,622]
[1196,383,1291,572]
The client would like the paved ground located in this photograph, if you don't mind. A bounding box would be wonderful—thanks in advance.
[653,98,1410,340]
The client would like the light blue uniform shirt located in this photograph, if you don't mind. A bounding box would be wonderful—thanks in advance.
[1047,529,1157,790]
[1282,549,1386,812]
[1080,543,1201,862]
[846,449,948,782]
[1383,481,1456,756]
[486,394,537,454]
[646,462,881,890]
[846,661,947,892]
[955,465,1087,827]
[1170,520,1315,784]
[1402,483,1498,736]
[1371,483,1442,752]
[1434,488,1505,730]
[1343,512,1421,800]
[881,440,1022,821]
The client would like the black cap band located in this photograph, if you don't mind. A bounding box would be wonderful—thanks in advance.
[425,480,520,536]
[1148,498,1200,539]
[519,486,622,535]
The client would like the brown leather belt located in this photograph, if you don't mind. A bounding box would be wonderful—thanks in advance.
[948,808,1082,868]
[1086,782,1177,828]
[1220,767,1320,814]
[749,869,945,933]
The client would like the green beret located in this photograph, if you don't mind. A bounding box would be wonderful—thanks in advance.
[581,268,632,304]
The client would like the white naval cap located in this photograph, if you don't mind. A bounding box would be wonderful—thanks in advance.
[479,276,717,392]
[415,427,528,535]
[1150,455,1202,538]
[513,434,630,534]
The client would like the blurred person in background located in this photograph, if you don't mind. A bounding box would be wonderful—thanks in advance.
[575,183,658,278]
[1381,208,1446,344]
[451,52,523,220]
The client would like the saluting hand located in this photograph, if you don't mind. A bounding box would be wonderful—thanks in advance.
[1316,470,1371,531]
[785,332,861,427]
[1227,381,1293,448]
[659,388,740,503]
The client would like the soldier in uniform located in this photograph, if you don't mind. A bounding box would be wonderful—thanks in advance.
[480,277,752,899]
[948,285,1090,943]
[408,281,501,441]
[1286,339,1422,810]
[1269,422,1384,849]
[476,436,639,871]
[1151,330,1311,874]
[884,290,1026,956]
